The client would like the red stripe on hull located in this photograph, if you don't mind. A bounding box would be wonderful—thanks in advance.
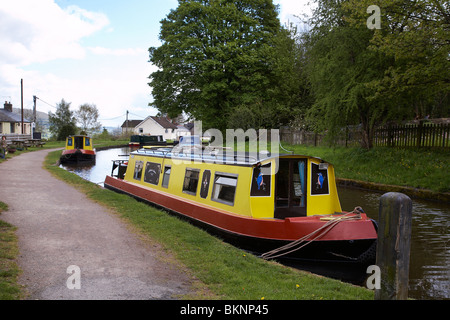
[104,176,377,243]
[62,149,96,156]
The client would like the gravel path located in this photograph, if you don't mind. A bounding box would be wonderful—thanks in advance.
[0,149,195,300]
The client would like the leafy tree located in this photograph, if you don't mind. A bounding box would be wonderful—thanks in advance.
[343,0,450,119]
[149,0,285,132]
[48,99,77,141]
[76,103,102,135]
[227,24,313,130]
[305,1,390,149]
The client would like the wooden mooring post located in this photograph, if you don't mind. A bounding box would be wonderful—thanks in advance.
[375,192,413,300]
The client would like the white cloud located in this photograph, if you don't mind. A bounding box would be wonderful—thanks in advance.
[88,47,148,57]
[1,1,316,129]
[0,1,151,127]
[0,0,110,65]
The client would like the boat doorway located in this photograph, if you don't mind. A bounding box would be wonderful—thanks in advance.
[275,158,307,219]
[74,136,84,149]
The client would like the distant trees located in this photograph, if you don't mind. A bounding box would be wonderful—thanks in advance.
[48,99,77,141]
[76,103,102,135]
[48,100,103,140]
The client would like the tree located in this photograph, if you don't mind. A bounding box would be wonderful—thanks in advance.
[76,103,102,135]
[305,0,407,149]
[48,99,77,141]
[227,24,313,130]
[343,0,450,119]
[149,0,284,132]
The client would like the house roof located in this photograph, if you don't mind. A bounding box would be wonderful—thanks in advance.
[149,116,178,129]
[0,109,31,123]
[121,120,143,128]
[120,116,178,130]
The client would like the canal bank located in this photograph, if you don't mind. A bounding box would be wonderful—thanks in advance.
[60,147,449,300]
[283,144,449,198]
[49,147,374,300]
[337,178,450,203]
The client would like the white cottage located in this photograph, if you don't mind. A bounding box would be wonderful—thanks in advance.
[120,116,179,141]
[0,101,32,136]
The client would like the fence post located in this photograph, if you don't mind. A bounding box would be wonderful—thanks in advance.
[375,192,413,300]
[416,120,424,147]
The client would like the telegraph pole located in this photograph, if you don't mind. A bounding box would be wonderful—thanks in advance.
[126,110,129,133]
[21,79,24,134]
[33,95,37,137]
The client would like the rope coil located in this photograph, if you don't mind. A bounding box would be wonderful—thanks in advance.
[260,208,363,260]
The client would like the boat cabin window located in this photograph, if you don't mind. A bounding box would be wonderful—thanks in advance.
[275,159,306,219]
[144,162,161,185]
[85,137,90,146]
[161,166,171,188]
[311,163,329,195]
[212,173,238,206]
[250,163,271,197]
[67,138,72,147]
[133,161,144,181]
[183,168,200,195]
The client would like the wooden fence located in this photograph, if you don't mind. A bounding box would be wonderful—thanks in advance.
[374,121,449,148]
[280,120,450,149]
[1,133,32,143]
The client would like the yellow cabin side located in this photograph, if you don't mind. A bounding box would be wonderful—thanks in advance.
[248,156,342,219]
[65,136,94,151]
[125,153,253,217]
[124,152,342,220]
[306,157,342,216]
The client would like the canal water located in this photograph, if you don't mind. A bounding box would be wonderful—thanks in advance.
[61,147,449,300]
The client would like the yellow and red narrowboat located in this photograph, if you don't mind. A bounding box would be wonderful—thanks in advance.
[60,135,96,164]
[104,146,377,264]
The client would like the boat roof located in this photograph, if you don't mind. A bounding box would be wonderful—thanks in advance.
[131,146,330,167]
[68,135,91,138]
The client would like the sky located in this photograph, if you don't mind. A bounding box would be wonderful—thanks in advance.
[0,0,313,128]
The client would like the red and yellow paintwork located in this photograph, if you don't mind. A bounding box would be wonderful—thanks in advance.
[104,148,377,263]
[60,135,96,164]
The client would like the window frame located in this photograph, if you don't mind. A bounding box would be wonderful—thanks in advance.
[182,168,200,195]
[310,162,329,196]
[133,161,144,181]
[211,172,238,206]
[161,166,171,188]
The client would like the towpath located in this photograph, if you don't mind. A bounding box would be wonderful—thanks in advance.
[0,149,195,300]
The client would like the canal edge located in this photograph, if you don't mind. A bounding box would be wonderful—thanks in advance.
[337,178,450,203]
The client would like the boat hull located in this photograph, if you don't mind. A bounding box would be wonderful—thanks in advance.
[104,175,377,264]
[60,149,96,164]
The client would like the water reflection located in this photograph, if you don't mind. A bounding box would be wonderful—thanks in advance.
[60,147,130,186]
[338,187,450,300]
[61,147,449,300]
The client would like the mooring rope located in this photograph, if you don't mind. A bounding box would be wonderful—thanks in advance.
[260,208,363,260]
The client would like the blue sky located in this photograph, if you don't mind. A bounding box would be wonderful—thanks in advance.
[0,0,312,128]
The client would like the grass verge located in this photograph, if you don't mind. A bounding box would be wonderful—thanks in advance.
[0,202,22,300]
[43,148,374,300]
[282,144,449,194]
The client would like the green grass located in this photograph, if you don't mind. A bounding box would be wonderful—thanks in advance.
[282,144,449,193]
[43,149,374,300]
[0,202,22,300]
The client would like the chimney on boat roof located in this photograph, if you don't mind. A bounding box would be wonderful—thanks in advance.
[4,101,12,112]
